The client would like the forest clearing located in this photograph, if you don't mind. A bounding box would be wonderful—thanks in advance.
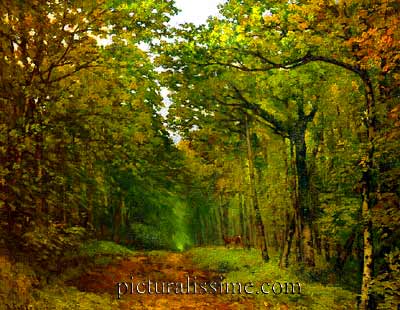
[0,0,399,309]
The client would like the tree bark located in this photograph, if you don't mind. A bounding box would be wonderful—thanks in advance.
[245,114,269,261]
[292,121,315,267]
[238,192,246,239]
[358,71,377,310]
[280,215,296,268]
[113,197,124,243]
[360,183,374,310]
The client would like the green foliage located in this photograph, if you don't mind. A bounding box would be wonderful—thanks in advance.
[129,223,167,249]
[189,247,356,309]
[188,247,263,273]
[79,240,134,258]
[21,224,86,273]
[0,1,398,309]
[371,249,400,310]
[31,285,119,310]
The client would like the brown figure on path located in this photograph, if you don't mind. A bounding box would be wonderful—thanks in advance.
[223,235,243,248]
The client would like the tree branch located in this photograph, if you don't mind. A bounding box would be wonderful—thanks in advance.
[229,84,289,137]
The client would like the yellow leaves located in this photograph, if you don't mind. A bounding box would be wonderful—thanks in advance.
[23,15,34,27]
[263,14,280,26]
[351,80,359,91]
[299,22,309,30]
[3,13,10,24]
[330,83,339,96]
[217,23,234,45]
[388,104,400,122]
[249,5,262,25]
[133,132,147,144]
[95,176,104,185]
[216,177,228,191]
[312,36,324,45]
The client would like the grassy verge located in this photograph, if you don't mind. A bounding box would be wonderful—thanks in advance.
[187,246,357,309]
[1,241,137,310]
[30,286,119,310]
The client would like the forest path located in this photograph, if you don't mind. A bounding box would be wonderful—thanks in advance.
[69,251,258,309]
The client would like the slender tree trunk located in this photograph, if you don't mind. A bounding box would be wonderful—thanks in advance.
[359,73,376,310]
[289,139,303,263]
[280,215,296,268]
[199,213,206,245]
[314,224,322,256]
[223,199,229,236]
[218,193,225,243]
[70,134,80,226]
[86,159,94,229]
[240,155,252,248]
[113,197,124,243]
[249,197,256,247]
[5,129,19,234]
[323,237,331,262]
[335,230,356,270]
[245,114,269,262]
[215,205,221,245]
[35,132,44,223]
[243,194,252,248]
[360,186,374,310]
[239,192,245,238]
[272,219,279,249]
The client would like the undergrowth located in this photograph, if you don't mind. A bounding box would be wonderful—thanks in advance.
[188,246,357,309]
[0,240,135,310]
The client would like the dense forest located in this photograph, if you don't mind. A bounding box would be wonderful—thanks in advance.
[0,0,399,309]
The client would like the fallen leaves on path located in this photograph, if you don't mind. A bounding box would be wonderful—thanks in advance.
[68,252,257,309]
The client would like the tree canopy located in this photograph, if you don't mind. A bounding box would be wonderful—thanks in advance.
[1,1,399,309]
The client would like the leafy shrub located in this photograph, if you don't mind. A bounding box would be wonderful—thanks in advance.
[21,223,86,274]
[0,255,37,310]
[371,249,400,309]
[129,223,170,249]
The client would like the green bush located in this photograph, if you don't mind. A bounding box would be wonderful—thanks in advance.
[21,223,86,273]
[129,223,170,249]
[371,249,400,309]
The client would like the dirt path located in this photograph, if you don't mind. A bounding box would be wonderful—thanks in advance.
[69,252,257,309]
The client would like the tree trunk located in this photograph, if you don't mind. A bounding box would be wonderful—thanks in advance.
[335,230,356,270]
[280,215,295,268]
[218,193,227,242]
[359,185,374,309]
[359,73,376,310]
[245,114,269,262]
[212,205,221,245]
[238,192,246,239]
[113,197,124,243]
[289,139,303,263]
[292,123,315,266]
[35,113,44,224]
